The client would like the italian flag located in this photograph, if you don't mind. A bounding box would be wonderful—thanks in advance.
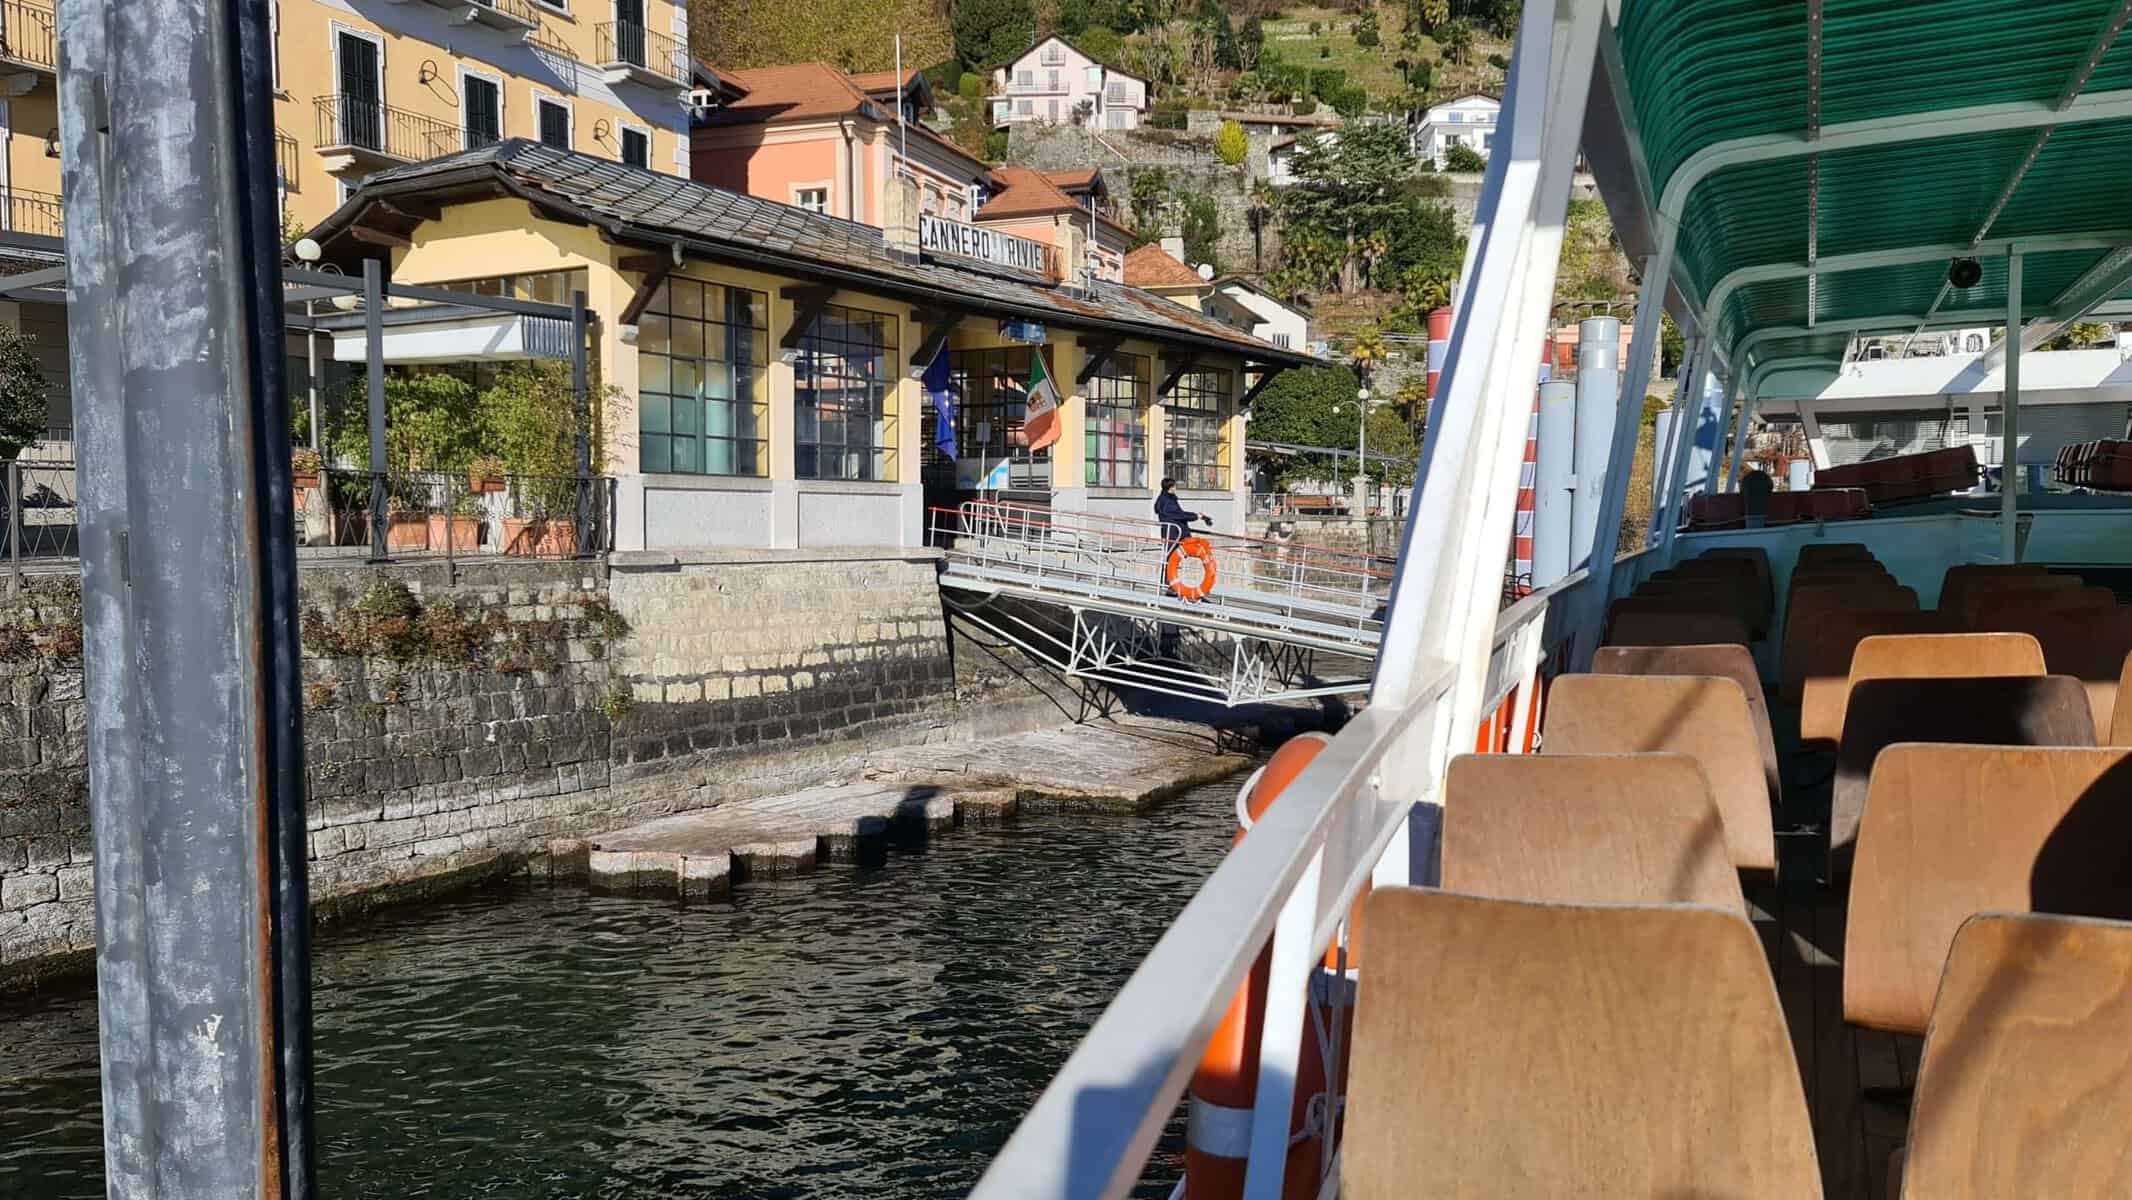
[1021,351,1061,452]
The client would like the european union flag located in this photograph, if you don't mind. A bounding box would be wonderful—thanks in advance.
[923,346,957,459]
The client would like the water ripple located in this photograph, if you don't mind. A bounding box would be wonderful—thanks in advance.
[0,776,1238,1198]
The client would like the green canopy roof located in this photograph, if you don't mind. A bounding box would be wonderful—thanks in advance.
[1594,0,2132,376]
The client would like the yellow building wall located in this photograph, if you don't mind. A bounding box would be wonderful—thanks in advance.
[0,0,695,235]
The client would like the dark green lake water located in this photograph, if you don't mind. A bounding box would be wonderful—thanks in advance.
[0,779,1239,1198]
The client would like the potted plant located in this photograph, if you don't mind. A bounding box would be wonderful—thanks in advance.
[384,493,429,553]
[502,512,578,558]
[467,454,506,494]
[426,489,483,553]
[291,447,322,489]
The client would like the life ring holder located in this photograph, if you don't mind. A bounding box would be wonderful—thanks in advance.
[1166,536,1218,601]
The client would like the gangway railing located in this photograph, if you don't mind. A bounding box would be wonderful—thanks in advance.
[931,502,1394,704]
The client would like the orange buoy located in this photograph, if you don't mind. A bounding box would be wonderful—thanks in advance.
[1167,536,1219,601]
[1185,733,1359,1200]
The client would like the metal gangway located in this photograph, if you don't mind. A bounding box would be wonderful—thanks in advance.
[932,501,1391,705]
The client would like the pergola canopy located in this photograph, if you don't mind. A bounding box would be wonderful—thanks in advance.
[1595,0,2132,377]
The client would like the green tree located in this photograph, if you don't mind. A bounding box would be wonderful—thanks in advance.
[1417,0,1449,32]
[0,327,48,461]
[329,371,482,472]
[1660,312,1684,376]
[1180,192,1222,271]
[1057,0,1093,36]
[1239,16,1265,69]
[1354,9,1381,46]
[1251,363,1357,449]
[1443,141,1487,172]
[690,0,951,74]
[1278,122,1424,291]
[2044,321,2114,350]
[1486,0,1522,36]
[1332,85,1370,118]
[1077,25,1124,66]
[1214,119,1249,166]
[1439,17,1475,64]
[951,0,1036,68]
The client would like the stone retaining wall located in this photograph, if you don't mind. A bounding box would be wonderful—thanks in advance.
[0,550,1071,990]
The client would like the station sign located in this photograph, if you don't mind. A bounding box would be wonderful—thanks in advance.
[920,214,1051,276]
[998,318,1047,345]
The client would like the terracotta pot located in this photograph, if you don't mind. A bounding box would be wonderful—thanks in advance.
[502,517,576,558]
[469,471,506,494]
[293,471,319,489]
[384,513,429,553]
[426,514,480,552]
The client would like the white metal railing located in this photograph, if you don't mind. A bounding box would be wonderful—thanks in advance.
[935,501,1392,649]
[968,568,1587,1199]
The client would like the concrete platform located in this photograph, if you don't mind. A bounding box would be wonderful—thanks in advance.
[556,718,1252,900]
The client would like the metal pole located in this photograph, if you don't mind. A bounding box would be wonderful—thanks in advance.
[2003,249,2022,562]
[1531,379,1575,587]
[1568,316,1619,572]
[306,298,320,450]
[572,289,592,554]
[365,256,387,561]
[7,458,19,594]
[58,0,315,1195]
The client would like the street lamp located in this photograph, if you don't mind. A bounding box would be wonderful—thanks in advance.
[1335,386,1372,515]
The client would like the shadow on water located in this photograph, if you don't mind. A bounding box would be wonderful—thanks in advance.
[0,773,1252,1199]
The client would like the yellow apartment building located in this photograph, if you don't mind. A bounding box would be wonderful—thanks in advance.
[0,0,706,236]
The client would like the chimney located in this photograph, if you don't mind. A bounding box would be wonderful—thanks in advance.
[1060,223,1089,292]
[883,173,921,261]
[1160,234,1186,262]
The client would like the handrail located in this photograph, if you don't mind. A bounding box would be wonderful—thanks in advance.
[968,571,1580,1199]
[596,19,687,85]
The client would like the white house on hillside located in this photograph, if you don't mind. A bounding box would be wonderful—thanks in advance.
[1412,93,1500,169]
[1208,276,1312,351]
[991,35,1151,130]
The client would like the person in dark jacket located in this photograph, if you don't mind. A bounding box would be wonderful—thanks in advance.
[1154,477,1210,590]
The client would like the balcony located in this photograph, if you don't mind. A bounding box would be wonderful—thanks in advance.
[313,95,460,174]
[0,186,62,240]
[276,129,301,193]
[420,0,541,36]
[0,0,56,90]
[596,21,687,92]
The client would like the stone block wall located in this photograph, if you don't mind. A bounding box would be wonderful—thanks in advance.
[605,551,956,781]
[0,577,89,979]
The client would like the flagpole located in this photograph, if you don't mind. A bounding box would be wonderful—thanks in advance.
[895,34,908,181]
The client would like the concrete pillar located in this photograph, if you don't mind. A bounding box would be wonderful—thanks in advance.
[1569,316,1619,572]
[1532,379,1576,588]
[768,290,799,548]
[1048,334,1087,512]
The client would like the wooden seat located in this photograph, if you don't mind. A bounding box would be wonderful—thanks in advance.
[1543,674,1775,872]
[1594,643,1779,810]
[1802,632,2045,748]
[1964,584,2114,631]
[1693,546,1772,608]
[1653,557,1771,631]
[1902,912,2132,1197]
[1634,579,1765,636]
[2111,649,2132,746]
[1945,574,2081,625]
[1847,745,2132,1036]
[1442,753,1745,913]
[1796,612,1969,746]
[1796,542,1876,569]
[1830,676,2097,877]
[1937,563,2051,614]
[1606,596,1754,643]
[1993,608,2132,740]
[1779,582,1921,701]
[1604,610,1751,649]
[1341,890,1821,1200]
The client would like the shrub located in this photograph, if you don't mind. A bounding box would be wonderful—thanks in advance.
[0,326,47,461]
[1319,44,1331,57]
[937,60,963,91]
[1332,86,1370,118]
[958,73,985,102]
[982,129,1010,159]
[1309,67,1348,99]
[1444,141,1488,172]
[1487,52,1508,69]
[1214,119,1249,166]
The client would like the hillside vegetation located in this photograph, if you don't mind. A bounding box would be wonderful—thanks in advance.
[689,0,953,74]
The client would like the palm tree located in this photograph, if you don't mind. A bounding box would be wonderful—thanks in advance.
[1440,18,1475,66]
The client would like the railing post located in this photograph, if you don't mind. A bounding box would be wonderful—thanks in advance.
[571,289,592,558]
[6,458,19,595]
[441,469,456,582]
[365,256,388,562]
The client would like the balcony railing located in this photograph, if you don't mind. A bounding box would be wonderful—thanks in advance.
[313,94,460,166]
[596,20,687,88]
[0,0,56,76]
[450,0,540,32]
[0,186,62,239]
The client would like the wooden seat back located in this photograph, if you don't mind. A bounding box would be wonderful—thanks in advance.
[1543,674,1775,872]
[1945,574,2082,625]
[1802,631,2043,747]
[1655,557,1771,629]
[1693,546,1772,608]
[1903,912,2132,1198]
[1938,563,2051,615]
[1635,579,1765,636]
[1594,643,1778,809]
[1830,676,2097,877]
[1980,608,2132,741]
[1796,542,1875,569]
[1443,754,1745,913]
[1342,890,1821,1200]
[1779,582,1921,701]
[1797,612,1968,744]
[1606,596,1753,643]
[1604,610,1751,650]
[1964,585,2115,632]
[1847,745,2132,1036]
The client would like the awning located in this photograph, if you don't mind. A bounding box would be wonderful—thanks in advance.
[322,304,572,364]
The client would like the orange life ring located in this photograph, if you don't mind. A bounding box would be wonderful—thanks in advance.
[1185,733,1363,1200]
[1167,536,1219,601]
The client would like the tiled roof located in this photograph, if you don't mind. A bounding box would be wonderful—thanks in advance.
[700,63,879,125]
[322,141,1315,366]
[1047,168,1101,190]
[847,68,920,96]
[977,166,1081,218]
[1125,243,1207,290]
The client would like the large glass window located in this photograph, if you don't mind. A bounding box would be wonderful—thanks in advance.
[795,304,897,482]
[638,277,769,476]
[948,346,1048,464]
[1165,368,1231,490]
[1085,352,1148,487]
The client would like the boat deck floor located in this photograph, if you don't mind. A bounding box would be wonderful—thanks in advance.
[1758,695,1911,1200]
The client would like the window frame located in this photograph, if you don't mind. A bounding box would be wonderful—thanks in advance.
[794,303,900,483]
[619,121,652,169]
[1084,351,1150,489]
[1164,367,1232,491]
[636,276,772,478]
[459,66,506,151]
[533,93,574,150]
[793,185,831,214]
